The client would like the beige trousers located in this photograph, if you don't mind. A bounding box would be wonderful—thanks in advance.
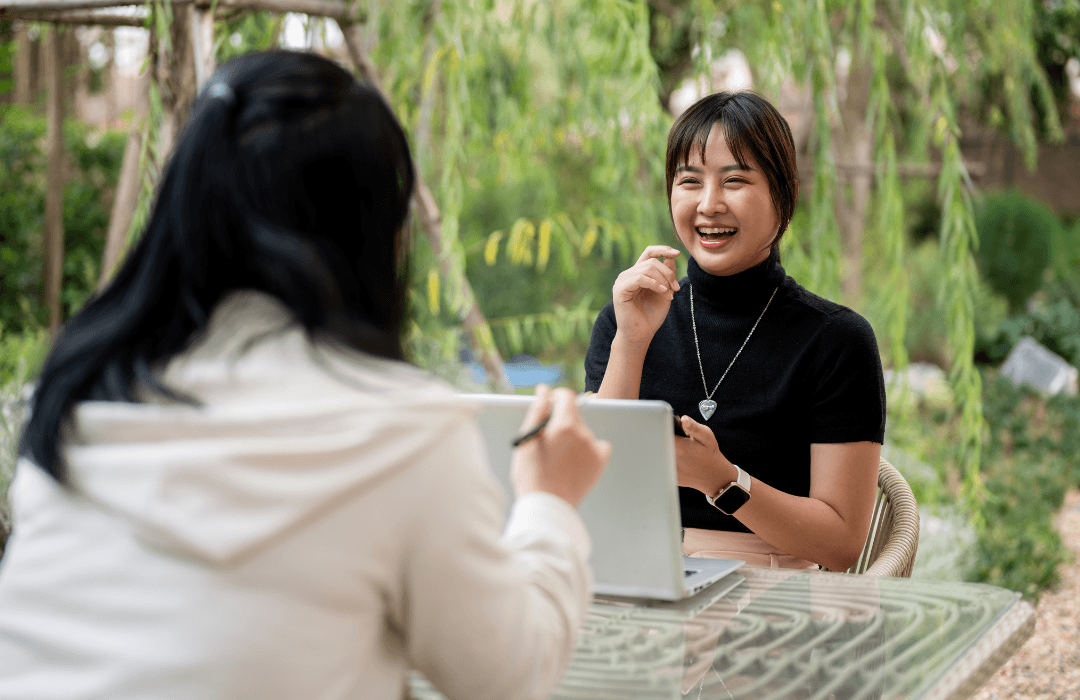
[681,528,820,570]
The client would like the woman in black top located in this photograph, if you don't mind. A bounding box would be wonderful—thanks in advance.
[584,91,886,571]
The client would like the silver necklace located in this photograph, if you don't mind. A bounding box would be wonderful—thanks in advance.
[689,284,778,421]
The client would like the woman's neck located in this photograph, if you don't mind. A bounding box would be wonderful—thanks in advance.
[686,248,785,312]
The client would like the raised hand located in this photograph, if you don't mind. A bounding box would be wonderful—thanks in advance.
[611,246,682,347]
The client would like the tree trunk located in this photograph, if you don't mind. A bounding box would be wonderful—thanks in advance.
[99,128,143,289]
[44,25,68,333]
[831,60,873,306]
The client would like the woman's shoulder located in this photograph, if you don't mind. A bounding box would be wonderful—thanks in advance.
[779,276,877,337]
[162,290,457,407]
[312,343,458,404]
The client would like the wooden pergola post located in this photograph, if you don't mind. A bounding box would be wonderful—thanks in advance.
[43,23,67,333]
[99,126,142,288]
[190,6,215,89]
[13,21,36,104]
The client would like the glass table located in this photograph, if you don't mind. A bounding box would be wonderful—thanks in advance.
[410,565,1035,700]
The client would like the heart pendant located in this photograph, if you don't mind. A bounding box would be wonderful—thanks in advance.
[698,400,717,421]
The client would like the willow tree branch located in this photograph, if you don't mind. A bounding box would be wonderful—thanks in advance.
[413,0,442,175]
[340,20,513,393]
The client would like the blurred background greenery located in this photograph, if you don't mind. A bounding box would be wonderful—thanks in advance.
[2,0,1080,596]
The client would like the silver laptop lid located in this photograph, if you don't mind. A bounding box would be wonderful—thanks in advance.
[463,395,686,599]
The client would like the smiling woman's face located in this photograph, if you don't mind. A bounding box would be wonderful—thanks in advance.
[670,122,779,277]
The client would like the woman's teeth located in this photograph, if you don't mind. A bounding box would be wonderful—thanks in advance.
[697,227,736,240]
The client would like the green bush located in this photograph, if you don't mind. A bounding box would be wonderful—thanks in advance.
[1045,215,1080,305]
[974,190,1061,313]
[887,370,1079,599]
[976,210,1080,367]
[973,486,1067,599]
[904,238,1009,366]
[980,297,1080,367]
[0,328,49,388]
[972,445,1070,598]
[0,328,47,553]
[971,374,1080,598]
[0,105,126,334]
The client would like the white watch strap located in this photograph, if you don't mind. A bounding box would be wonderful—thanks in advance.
[735,465,751,493]
[708,465,750,505]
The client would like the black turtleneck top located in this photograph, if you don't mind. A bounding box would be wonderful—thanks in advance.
[584,249,886,533]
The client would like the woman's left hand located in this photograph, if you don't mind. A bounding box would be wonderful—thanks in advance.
[674,415,737,497]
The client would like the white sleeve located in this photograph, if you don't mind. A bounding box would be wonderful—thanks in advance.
[402,419,593,700]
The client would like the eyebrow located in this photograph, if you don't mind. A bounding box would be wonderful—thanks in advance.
[676,163,755,174]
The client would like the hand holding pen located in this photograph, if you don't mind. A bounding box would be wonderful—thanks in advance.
[512,391,594,446]
[509,386,611,508]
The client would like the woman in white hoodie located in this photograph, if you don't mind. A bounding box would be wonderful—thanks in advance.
[0,50,610,700]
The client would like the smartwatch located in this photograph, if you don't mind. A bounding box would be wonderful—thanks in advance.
[706,465,752,515]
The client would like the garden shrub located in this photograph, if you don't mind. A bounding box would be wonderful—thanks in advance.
[904,238,1009,366]
[972,453,1069,599]
[0,105,125,334]
[887,370,1079,599]
[0,330,44,555]
[974,190,1060,313]
[0,104,122,555]
[974,201,1080,367]
[0,328,49,388]
[979,297,1080,367]
[971,374,1080,599]
[1045,214,1080,306]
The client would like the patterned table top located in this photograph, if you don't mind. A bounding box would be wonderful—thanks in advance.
[410,565,1035,700]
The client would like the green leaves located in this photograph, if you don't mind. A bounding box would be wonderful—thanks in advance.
[0,107,125,334]
[372,0,671,374]
[935,131,983,507]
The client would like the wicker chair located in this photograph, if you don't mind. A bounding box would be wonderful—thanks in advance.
[843,457,920,577]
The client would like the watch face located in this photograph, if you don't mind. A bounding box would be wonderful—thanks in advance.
[715,485,751,516]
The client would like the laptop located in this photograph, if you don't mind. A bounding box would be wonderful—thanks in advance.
[461,394,744,601]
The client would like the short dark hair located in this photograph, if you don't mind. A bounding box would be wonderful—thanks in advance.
[665,91,799,249]
[21,50,416,482]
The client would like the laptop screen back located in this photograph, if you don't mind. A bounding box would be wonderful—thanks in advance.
[463,395,686,599]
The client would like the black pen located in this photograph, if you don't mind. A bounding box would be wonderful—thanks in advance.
[511,392,593,447]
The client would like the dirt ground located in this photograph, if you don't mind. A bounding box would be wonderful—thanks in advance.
[970,489,1080,700]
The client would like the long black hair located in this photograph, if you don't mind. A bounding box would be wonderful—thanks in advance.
[21,50,416,483]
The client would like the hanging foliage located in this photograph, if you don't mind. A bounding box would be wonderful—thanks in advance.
[354,0,672,375]
[671,0,1062,493]
[70,0,1063,484]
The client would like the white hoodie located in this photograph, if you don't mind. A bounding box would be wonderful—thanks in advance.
[0,292,593,700]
